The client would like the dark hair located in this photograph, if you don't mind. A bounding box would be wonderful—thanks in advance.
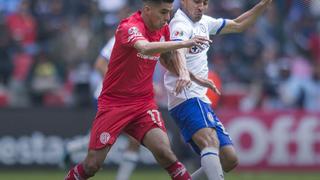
[142,0,174,4]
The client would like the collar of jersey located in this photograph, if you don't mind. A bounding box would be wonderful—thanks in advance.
[177,9,199,26]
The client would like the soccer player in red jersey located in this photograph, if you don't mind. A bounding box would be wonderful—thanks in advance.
[64,0,211,179]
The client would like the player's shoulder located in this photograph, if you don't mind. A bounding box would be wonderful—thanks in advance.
[169,11,193,31]
[201,14,218,23]
[201,15,225,27]
[118,11,145,31]
[170,17,192,27]
[170,9,192,26]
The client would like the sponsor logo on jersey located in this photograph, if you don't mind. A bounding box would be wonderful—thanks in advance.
[189,43,209,54]
[137,53,160,61]
[100,132,110,145]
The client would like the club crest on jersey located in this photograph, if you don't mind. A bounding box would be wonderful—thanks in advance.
[127,27,142,42]
[207,112,214,122]
[128,26,140,35]
[100,132,110,145]
[200,23,206,33]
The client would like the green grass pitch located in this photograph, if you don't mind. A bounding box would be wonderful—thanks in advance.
[0,169,319,180]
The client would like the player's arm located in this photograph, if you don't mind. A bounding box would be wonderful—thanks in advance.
[94,55,108,77]
[160,49,188,76]
[120,23,210,55]
[189,73,221,95]
[160,49,191,94]
[134,36,211,55]
[220,0,272,34]
[95,37,115,77]
[160,50,220,95]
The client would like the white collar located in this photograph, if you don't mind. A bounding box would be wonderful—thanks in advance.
[176,9,199,25]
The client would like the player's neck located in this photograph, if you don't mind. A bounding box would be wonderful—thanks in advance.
[180,8,198,23]
[141,13,157,32]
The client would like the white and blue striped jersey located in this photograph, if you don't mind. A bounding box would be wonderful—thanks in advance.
[94,36,115,99]
[164,9,226,109]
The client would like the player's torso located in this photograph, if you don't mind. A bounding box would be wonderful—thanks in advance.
[107,24,166,90]
[100,12,168,107]
[173,11,210,76]
[165,11,211,109]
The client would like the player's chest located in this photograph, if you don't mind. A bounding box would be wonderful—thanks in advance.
[190,22,209,38]
[188,23,210,54]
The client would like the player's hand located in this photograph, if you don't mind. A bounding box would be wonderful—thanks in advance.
[183,36,212,49]
[175,71,192,95]
[260,0,272,6]
[192,75,221,96]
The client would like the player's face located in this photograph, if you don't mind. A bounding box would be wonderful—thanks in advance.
[181,0,209,22]
[144,2,173,30]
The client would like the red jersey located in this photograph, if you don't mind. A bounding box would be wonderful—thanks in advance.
[98,11,170,110]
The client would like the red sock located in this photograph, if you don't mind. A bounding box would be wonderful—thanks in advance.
[165,161,191,180]
[65,164,90,180]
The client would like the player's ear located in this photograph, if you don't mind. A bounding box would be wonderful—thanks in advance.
[142,4,152,14]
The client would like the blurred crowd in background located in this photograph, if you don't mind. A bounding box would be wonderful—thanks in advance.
[0,0,319,112]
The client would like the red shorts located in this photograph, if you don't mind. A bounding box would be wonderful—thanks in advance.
[89,102,167,150]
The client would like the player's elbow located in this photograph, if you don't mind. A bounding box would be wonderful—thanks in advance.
[94,59,101,70]
[138,44,154,55]
[231,20,246,33]
[160,52,179,75]
[135,41,154,55]
[138,47,149,55]
[95,57,108,75]
[233,25,245,33]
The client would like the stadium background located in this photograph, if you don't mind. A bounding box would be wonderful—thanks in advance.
[0,0,319,179]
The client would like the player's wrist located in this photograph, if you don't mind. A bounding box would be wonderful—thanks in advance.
[178,68,189,76]
[179,40,188,48]
[257,1,267,9]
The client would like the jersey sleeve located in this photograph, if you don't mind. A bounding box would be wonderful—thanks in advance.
[117,23,147,47]
[207,17,227,35]
[100,36,115,61]
[169,20,191,41]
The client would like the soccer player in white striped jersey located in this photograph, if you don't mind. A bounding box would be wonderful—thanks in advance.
[161,0,272,179]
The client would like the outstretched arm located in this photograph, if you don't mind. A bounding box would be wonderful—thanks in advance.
[220,0,272,34]
[134,36,211,55]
